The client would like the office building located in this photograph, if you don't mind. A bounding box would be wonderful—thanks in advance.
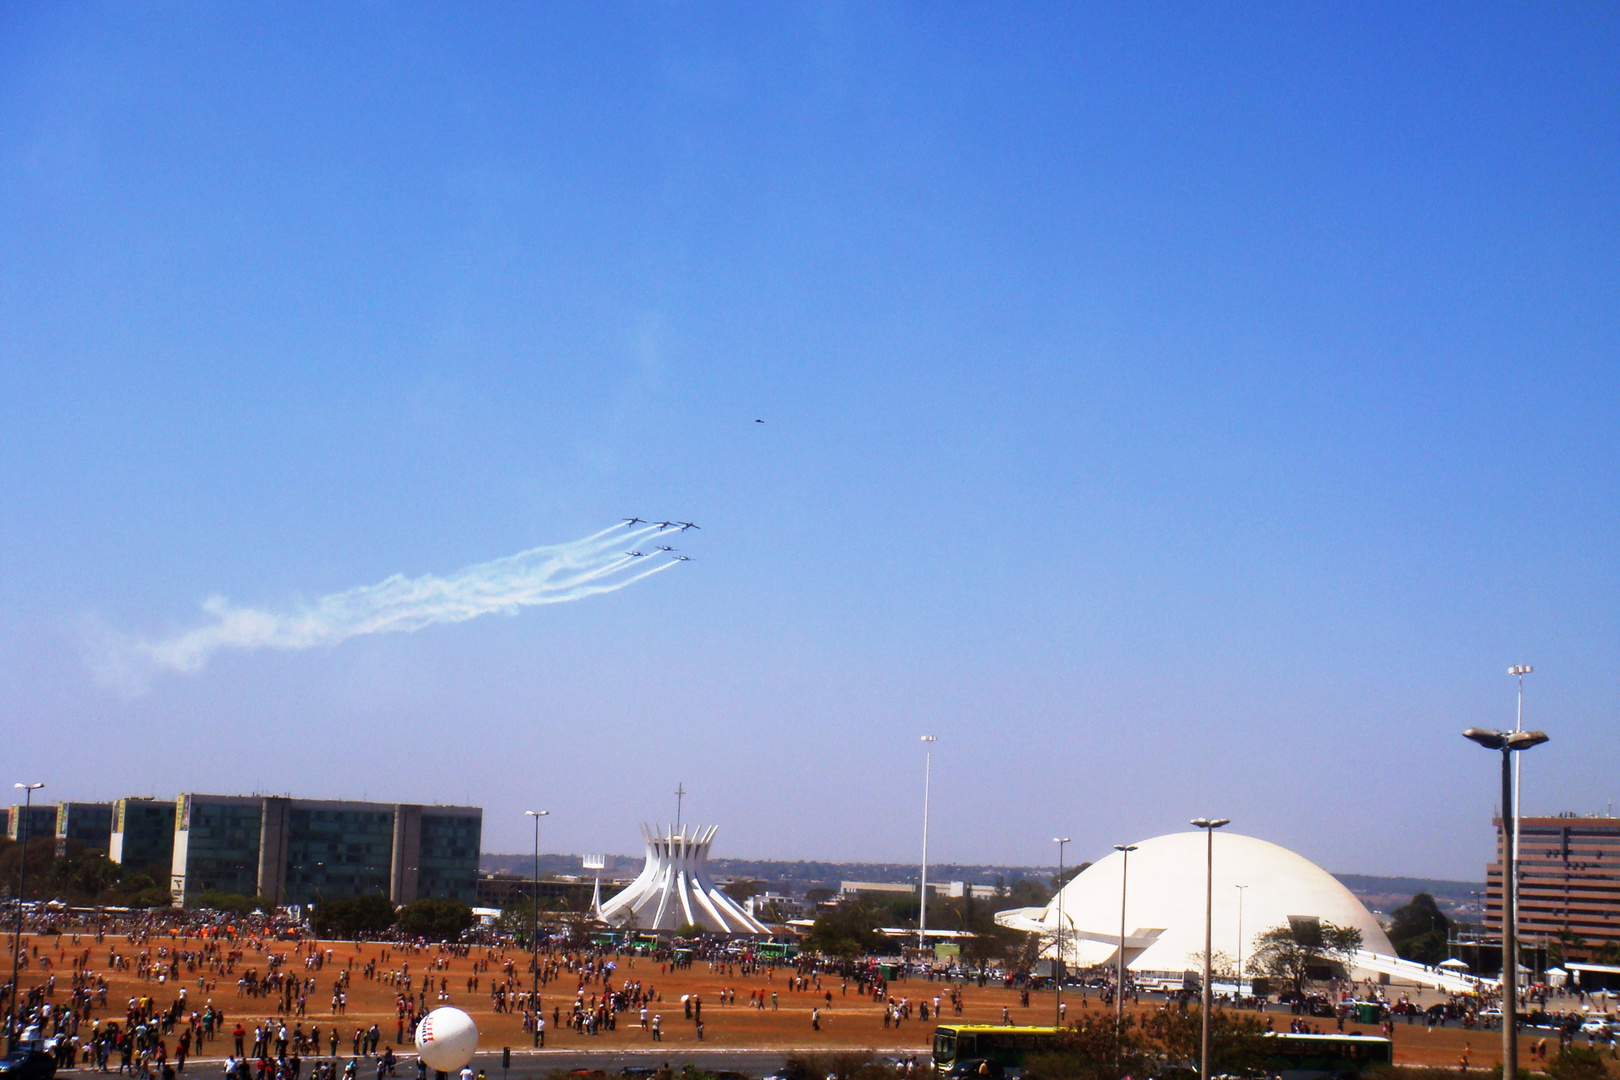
[55,801,114,854]
[1486,813,1620,958]
[6,804,57,845]
[110,798,178,876]
[170,795,481,908]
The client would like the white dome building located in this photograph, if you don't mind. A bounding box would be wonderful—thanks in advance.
[996,832,1394,978]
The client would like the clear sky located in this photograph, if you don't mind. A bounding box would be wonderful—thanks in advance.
[2,4,1616,881]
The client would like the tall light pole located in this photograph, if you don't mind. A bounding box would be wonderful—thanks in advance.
[919,736,936,956]
[1053,837,1069,1026]
[1191,817,1230,1080]
[1114,844,1138,1029]
[524,809,549,1048]
[1464,727,1548,1080]
[8,782,44,1054]
[1234,885,1248,1001]
[1508,667,1531,937]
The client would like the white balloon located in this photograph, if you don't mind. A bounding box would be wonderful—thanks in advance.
[415,1007,479,1073]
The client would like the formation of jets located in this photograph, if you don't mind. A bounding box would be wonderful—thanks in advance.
[617,519,699,562]
[622,518,700,532]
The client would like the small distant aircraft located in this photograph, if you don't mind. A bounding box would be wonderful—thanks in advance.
[674,555,692,561]
[623,517,645,528]
[677,521,700,531]
[655,520,677,530]
[755,419,763,423]
[625,551,647,557]
[655,545,676,552]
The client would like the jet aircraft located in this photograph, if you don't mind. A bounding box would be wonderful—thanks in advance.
[623,517,646,528]
[674,555,692,561]
[625,551,647,557]
[655,520,677,530]
[677,521,700,530]
[655,545,676,552]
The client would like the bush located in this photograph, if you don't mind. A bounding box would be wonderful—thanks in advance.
[1548,1046,1610,1080]
[397,897,474,940]
[312,895,397,938]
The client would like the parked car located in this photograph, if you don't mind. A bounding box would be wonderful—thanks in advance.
[0,1050,57,1080]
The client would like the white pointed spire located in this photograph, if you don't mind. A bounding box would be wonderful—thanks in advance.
[597,823,767,933]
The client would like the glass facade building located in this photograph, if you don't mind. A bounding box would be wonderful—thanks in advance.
[56,802,114,852]
[416,811,483,905]
[172,795,264,899]
[169,795,482,907]
[6,804,58,844]
[110,798,178,876]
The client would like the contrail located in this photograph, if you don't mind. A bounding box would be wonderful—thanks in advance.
[90,523,687,692]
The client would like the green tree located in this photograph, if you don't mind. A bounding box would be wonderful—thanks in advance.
[397,897,474,940]
[1005,877,1053,908]
[192,891,276,916]
[805,900,885,958]
[312,895,397,938]
[1051,863,1090,891]
[674,922,707,940]
[1024,1005,1270,1080]
[1248,918,1363,995]
[1547,1045,1608,1080]
[1388,893,1452,965]
[721,879,759,902]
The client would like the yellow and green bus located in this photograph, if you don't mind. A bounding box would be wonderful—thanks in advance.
[1257,1032,1393,1080]
[931,1026,1065,1073]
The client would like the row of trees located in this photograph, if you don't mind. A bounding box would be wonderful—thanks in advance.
[0,836,172,908]
[310,896,474,941]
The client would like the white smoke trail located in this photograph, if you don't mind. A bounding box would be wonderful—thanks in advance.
[90,523,686,693]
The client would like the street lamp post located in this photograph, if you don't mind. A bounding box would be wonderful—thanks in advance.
[1464,727,1548,1080]
[1053,837,1069,1027]
[1114,844,1138,1030]
[1508,667,1531,940]
[8,782,44,1054]
[525,809,549,1048]
[1234,885,1248,1002]
[1191,817,1230,1080]
[919,736,936,957]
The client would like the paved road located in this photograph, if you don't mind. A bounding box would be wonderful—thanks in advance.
[60,1047,927,1080]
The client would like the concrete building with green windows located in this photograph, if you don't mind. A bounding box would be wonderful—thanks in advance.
[170,794,264,900]
[55,801,114,854]
[6,803,57,845]
[110,797,178,877]
[168,795,481,908]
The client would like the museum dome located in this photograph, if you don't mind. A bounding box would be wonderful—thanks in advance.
[996,831,1394,972]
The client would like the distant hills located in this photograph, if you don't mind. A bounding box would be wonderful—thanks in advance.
[480,852,1481,920]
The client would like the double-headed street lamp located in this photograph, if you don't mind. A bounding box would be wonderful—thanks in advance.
[1191,817,1230,1080]
[1053,837,1069,1026]
[1114,843,1138,1029]
[8,782,44,1054]
[919,736,937,956]
[1234,884,1249,1000]
[1463,726,1548,1080]
[524,809,549,1047]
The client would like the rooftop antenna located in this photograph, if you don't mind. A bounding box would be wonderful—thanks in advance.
[674,782,687,832]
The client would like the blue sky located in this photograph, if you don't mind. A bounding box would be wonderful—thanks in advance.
[1,4,1616,880]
